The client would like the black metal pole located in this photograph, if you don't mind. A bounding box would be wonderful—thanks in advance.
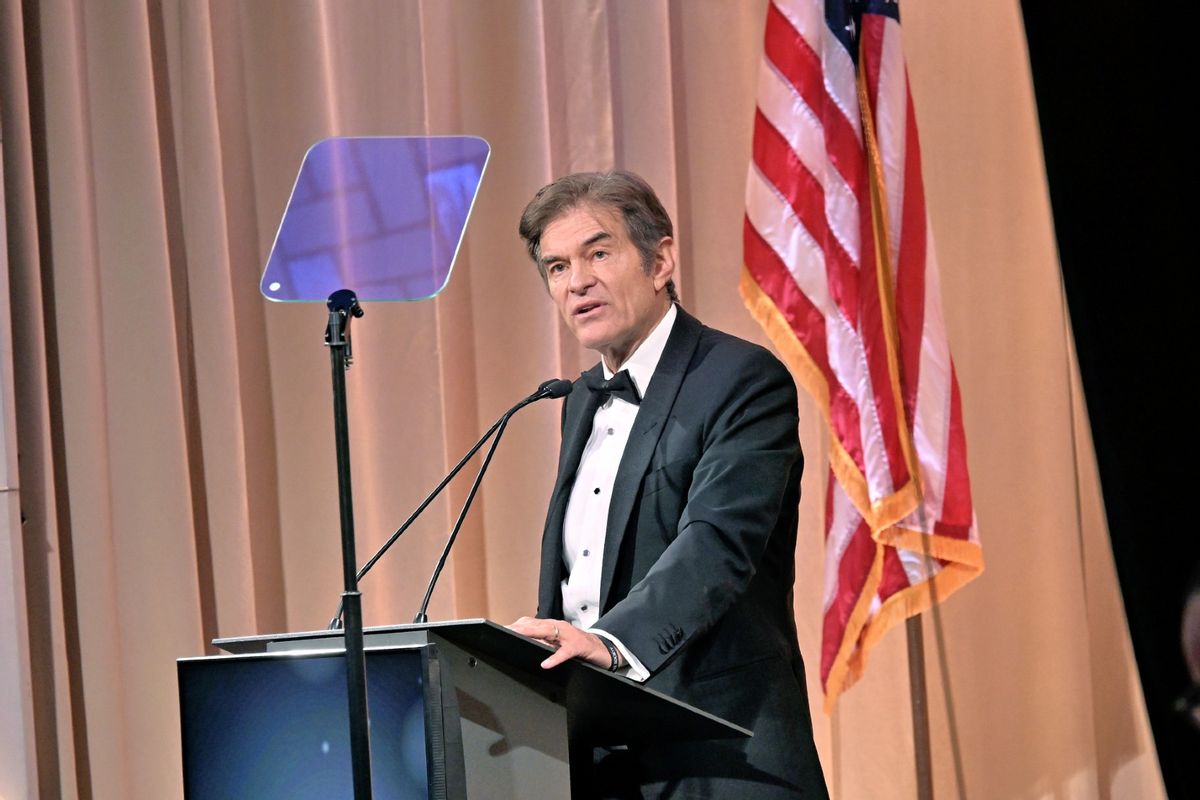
[326,289,372,799]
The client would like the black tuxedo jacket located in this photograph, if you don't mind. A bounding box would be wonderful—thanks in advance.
[537,309,827,798]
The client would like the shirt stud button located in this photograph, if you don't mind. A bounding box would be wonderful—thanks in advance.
[581,604,588,611]
[607,427,614,435]
[593,487,600,494]
[583,549,590,556]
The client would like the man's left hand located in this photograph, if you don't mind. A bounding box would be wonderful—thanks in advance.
[508,616,612,670]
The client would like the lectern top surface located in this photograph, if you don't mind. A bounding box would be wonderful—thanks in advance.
[208,619,750,746]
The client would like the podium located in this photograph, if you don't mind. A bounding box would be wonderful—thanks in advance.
[179,620,748,799]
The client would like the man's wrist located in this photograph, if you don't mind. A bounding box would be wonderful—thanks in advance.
[593,634,622,672]
[589,626,649,681]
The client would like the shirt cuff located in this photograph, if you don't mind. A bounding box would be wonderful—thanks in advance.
[589,627,650,682]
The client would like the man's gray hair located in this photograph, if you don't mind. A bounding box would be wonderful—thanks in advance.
[518,170,679,303]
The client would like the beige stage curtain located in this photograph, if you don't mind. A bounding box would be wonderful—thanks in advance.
[0,0,1165,798]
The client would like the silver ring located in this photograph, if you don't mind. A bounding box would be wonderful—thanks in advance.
[552,624,560,641]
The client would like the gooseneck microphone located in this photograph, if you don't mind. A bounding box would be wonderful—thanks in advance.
[327,378,572,630]
[412,378,571,623]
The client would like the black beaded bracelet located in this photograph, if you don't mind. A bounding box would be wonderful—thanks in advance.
[596,635,621,672]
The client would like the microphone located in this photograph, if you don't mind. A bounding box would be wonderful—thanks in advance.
[412,378,572,623]
[536,378,573,399]
[327,378,573,629]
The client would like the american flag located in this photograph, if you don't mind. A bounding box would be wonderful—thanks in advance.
[741,0,983,708]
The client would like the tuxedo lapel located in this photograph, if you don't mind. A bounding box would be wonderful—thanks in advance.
[599,309,703,611]
[537,367,602,618]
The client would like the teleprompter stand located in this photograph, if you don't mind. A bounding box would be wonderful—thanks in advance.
[244,136,496,799]
[325,288,372,799]
[255,139,494,800]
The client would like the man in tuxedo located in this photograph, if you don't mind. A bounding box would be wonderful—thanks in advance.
[509,172,827,798]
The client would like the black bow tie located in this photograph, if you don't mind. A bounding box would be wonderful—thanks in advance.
[583,369,641,406]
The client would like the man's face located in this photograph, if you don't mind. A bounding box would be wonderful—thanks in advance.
[539,205,676,370]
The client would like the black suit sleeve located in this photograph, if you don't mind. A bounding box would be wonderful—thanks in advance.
[594,347,801,674]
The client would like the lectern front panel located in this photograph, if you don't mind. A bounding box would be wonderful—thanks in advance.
[178,645,442,799]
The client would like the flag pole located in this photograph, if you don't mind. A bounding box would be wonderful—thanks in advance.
[907,614,934,800]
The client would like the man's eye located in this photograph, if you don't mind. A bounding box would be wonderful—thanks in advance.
[548,263,567,275]
[594,251,608,261]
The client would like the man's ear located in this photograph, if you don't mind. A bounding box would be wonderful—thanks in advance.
[651,236,677,292]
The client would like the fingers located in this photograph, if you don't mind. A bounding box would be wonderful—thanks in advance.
[541,645,575,669]
[540,629,612,671]
[506,618,612,671]
[538,626,587,668]
[508,616,562,646]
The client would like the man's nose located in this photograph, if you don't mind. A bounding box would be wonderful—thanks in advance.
[568,259,596,292]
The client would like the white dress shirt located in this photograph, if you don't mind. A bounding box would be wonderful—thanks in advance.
[561,303,678,681]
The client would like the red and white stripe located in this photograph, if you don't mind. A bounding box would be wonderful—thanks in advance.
[741,0,983,708]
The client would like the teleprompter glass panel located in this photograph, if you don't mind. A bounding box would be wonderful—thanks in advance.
[260,136,490,303]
